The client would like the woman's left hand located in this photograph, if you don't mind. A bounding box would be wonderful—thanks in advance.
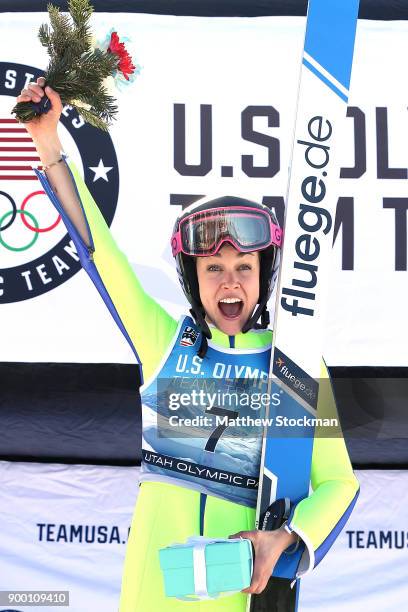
[229,528,297,595]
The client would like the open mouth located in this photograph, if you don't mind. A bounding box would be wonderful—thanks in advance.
[218,297,244,319]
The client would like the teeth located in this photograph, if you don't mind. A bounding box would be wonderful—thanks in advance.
[219,298,242,304]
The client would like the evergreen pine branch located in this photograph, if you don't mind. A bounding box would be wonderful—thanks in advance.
[38,24,53,50]
[48,5,75,58]
[76,49,118,82]
[72,108,109,131]
[69,0,93,29]
[69,0,93,51]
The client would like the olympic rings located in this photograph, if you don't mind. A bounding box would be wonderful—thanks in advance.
[21,190,61,233]
[0,189,62,251]
[0,209,39,251]
[0,191,17,231]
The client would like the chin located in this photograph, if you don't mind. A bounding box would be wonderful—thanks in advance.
[215,316,245,337]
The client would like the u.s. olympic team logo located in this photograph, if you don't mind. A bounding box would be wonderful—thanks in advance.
[0,63,119,303]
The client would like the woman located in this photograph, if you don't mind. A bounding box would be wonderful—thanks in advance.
[16,78,359,612]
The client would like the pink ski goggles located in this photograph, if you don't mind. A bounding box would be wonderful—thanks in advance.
[171,206,282,257]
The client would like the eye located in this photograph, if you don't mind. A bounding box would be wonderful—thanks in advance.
[238,263,252,271]
[207,264,222,272]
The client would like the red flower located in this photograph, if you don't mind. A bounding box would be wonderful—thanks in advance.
[107,31,136,81]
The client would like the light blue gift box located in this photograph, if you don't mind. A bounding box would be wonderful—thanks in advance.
[159,537,253,600]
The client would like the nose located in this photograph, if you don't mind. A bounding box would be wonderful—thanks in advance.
[221,269,241,289]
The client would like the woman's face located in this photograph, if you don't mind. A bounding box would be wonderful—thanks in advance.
[196,243,260,336]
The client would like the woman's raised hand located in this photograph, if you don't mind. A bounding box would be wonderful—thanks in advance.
[15,76,62,161]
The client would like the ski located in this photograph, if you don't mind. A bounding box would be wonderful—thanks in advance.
[249,1,359,610]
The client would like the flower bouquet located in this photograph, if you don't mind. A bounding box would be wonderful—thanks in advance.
[12,0,139,131]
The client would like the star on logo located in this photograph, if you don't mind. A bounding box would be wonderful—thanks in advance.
[89,159,113,182]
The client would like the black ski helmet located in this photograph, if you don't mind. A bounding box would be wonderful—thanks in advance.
[171,195,282,344]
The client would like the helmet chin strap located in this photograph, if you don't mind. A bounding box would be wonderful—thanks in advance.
[241,247,274,333]
[189,304,211,339]
[189,298,213,359]
[241,298,270,334]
